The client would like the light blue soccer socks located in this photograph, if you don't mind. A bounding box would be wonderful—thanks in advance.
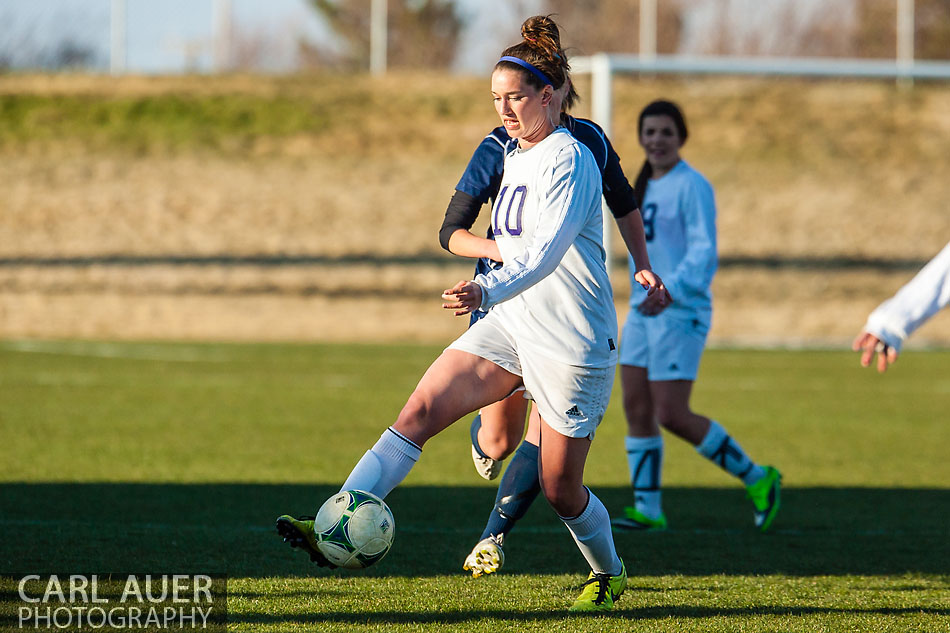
[623,434,665,521]
[696,420,765,486]
[340,426,421,499]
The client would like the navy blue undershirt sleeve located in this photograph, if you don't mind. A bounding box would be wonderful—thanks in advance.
[439,190,482,252]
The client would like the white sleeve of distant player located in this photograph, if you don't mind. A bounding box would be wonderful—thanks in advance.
[665,178,718,300]
[863,241,950,351]
[474,148,594,310]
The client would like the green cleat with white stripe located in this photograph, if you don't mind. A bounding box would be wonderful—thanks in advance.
[611,506,668,532]
[746,466,782,532]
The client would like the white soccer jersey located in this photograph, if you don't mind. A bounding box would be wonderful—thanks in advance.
[863,241,950,351]
[473,127,617,368]
[627,160,717,318]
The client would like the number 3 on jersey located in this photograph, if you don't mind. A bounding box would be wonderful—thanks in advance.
[641,202,657,242]
[492,184,527,237]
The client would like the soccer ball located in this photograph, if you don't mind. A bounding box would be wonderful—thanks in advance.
[313,490,395,569]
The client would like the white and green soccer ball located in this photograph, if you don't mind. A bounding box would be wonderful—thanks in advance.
[314,490,395,569]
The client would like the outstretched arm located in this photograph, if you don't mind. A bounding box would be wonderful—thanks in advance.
[853,241,950,372]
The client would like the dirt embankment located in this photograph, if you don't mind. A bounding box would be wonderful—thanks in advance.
[1,74,948,345]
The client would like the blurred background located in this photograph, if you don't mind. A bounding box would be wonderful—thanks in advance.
[2,0,949,346]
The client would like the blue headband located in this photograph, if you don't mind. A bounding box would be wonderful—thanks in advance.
[498,56,552,86]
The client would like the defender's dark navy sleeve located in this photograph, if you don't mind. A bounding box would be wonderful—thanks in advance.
[438,190,481,251]
[566,116,640,219]
[455,128,509,203]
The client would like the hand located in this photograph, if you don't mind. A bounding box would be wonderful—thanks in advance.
[852,331,899,373]
[442,281,483,316]
[633,270,672,316]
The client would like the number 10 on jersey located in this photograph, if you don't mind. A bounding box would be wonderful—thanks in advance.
[492,184,527,237]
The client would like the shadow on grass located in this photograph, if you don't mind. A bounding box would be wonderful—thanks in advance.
[231,605,950,627]
[1,483,948,577]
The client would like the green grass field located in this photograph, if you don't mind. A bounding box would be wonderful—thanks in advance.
[1,340,948,632]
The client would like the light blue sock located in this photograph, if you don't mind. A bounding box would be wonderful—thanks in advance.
[625,435,664,519]
[696,420,765,486]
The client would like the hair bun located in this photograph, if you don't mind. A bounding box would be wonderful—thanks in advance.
[521,15,562,55]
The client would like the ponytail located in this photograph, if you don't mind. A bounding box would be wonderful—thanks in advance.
[632,160,653,211]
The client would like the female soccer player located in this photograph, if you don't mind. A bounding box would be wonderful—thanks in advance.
[279,16,629,612]
[439,26,670,580]
[609,100,782,533]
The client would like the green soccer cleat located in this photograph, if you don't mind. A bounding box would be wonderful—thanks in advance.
[611,506,668,532]
[746,466,782,533]
[275,514,337,568]
[569,560,627,613]
[462,534,505,578]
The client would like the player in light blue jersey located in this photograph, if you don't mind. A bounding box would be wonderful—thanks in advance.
[610,100,782,534]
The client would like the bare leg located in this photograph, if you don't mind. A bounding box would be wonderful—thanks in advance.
[650,379,767,487]
[537,418,591,517]
[341,350,521,499]
[523,403,541,445]
[539,417,622,576]
[621,365,656,437]
[394,349,522,447]
[648,379,709,445]
[475,394,530,460]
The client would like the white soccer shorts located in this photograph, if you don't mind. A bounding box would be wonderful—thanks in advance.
[448,311,615,440]
[619,309,710,381]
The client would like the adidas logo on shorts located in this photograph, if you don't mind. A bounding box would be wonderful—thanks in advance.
[565,405,583,417]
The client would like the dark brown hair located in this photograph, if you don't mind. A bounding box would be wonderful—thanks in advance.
[494,15,578,110]
[632,100,689,207]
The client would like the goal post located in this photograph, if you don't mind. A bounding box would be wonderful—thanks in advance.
[571,49,950,274]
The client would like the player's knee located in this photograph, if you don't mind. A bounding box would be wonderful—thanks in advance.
[654,402,688,433]
[481,428,519,459]
[396,393,440,439]
[539,472,584,517]
[623,396,653,433]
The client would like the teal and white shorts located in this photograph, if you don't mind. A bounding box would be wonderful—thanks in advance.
[619,310,710,381]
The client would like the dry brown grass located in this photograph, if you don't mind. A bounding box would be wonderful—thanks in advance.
[2,73,949,344]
